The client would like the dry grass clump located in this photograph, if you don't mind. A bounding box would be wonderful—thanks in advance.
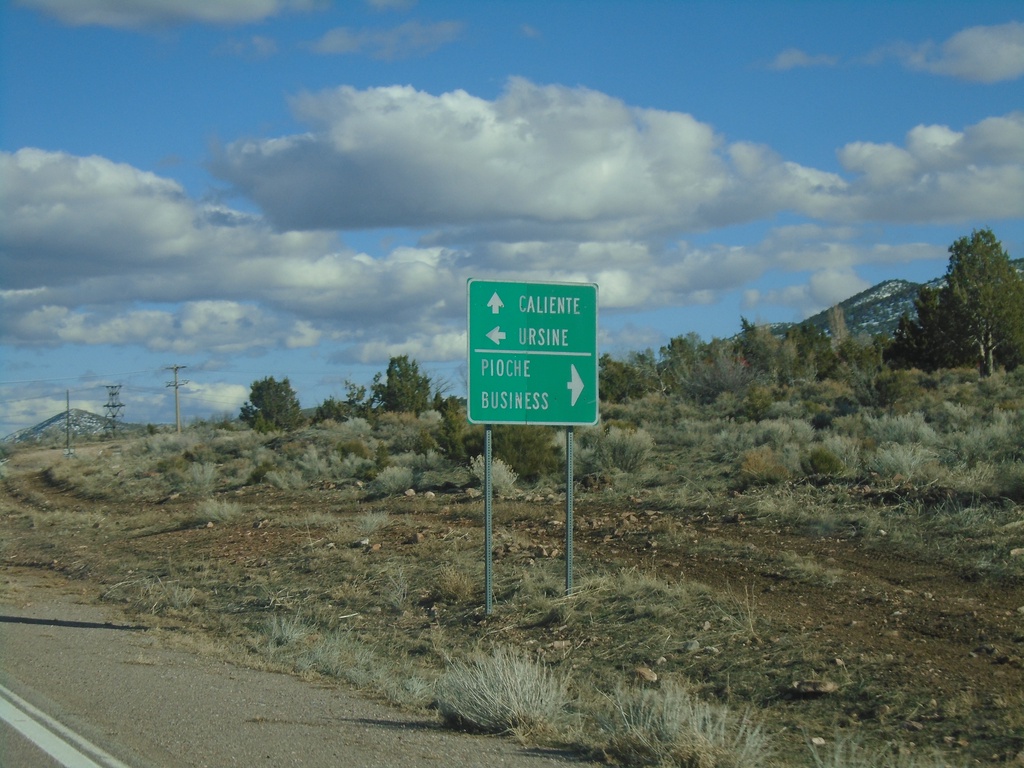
[868,444,941,483]
[863,413,939,447]
[598,680,772,768]
[469,454,518,496]
[263,612,311,649]
[595,426,655,474]
[103,577,200,615]
[738,446,793,488]
[808,735,966,768]
[192,497,242,525]
[434,563,477,602]
[434,646,573,739]
[367,465,414,496]
[356,508,390,535]
[264,467,306,490]
[295,629,434,709]
[183,462,218,496]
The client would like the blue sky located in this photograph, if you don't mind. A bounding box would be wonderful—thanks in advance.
[2,0,1022,436]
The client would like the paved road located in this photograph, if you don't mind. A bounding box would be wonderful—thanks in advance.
[0,570,593,768]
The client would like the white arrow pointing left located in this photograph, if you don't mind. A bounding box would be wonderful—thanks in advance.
[568,364,584,406]
[486,326,506,345]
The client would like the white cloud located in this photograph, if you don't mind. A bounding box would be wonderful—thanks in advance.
[0,129,991,364]
[751,268,870,319]
[767,48,838,71]
[308,21,464,59]
[898,22,1024,83]
[808,268,871,307]
[353,330,466,365]
[2,302,320,355]
[836,112,1024,221]
[3,82,1019,375]
[183,381,250,414]
[213,81,1022,236]
[16,0,316,28]
[211,79,843,236]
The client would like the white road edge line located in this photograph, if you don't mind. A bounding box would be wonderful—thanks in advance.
[0,682,132,768]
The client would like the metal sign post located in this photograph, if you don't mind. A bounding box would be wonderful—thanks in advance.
[565,426,574,595]
[468,279,598,610]
[484,425,493,615]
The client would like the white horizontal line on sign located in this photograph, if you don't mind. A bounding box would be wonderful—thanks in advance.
[472,349,592,357]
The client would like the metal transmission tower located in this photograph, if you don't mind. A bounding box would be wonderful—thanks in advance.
[165,365,188,433]
[104,385,125,435]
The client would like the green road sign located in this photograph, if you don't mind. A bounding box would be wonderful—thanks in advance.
[467,279,598,425]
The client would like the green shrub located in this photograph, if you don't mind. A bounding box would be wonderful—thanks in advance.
[337,439,373,460]
[801,446,846,477]
[820,434,862,475]
[875,369,923,410]
[744,385,774,421]
[495,425,560,480]
[376,411,439,454]
[248,460,276,485]
[756,418,815,449]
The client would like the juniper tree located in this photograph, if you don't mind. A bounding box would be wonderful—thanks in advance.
[371,355,432,415]
[943,228,1024,376]
[240,376,303,432]
[888,230,1024,376]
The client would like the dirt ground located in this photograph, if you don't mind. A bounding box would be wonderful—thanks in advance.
[3,446,1023,765]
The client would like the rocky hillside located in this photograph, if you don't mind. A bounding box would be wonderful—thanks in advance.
[1,408,142,445]
[775,256,1024,338]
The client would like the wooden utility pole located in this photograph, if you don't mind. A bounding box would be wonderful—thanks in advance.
[165,365,188,433]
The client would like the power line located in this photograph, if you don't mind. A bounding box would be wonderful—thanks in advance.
[0,369,156,386]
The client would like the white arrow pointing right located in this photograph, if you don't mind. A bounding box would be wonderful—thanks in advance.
[568,364,584,406]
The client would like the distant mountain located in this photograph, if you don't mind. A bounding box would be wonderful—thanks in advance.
[771,257,1024,339]
[2,408,143,445]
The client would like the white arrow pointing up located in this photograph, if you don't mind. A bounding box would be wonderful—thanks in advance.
[487,292,504,314]
[486,326,506,345]
[568,364,584,406]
